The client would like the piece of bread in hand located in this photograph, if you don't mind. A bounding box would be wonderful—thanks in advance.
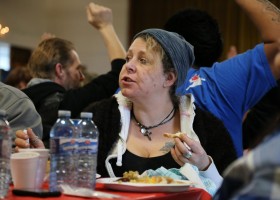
[163,132,184,139]
[163,132,191,150]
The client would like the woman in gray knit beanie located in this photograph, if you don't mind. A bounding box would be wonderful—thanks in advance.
[116,28,223,186]
[15,29,226,192]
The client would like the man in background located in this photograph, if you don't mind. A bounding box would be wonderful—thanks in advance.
[23,3,126,148]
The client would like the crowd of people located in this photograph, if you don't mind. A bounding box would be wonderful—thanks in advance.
[2,0,280,198]
[19,3,126,148]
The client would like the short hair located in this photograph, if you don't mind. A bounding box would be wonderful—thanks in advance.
[164,9,223,67]
[28,38,76,79]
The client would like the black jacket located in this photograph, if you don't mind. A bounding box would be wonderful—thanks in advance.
[243,81,280,149]
[85,96,237,177]
[23,59,125,148]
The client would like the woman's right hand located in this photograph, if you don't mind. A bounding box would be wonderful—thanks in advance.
[14,128,45,152]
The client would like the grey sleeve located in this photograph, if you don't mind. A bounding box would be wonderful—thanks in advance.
[6,97,43,141]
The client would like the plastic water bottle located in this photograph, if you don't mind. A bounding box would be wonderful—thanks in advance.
[49,110,78,191]
[0,110,12,199]
[77,112,99,189]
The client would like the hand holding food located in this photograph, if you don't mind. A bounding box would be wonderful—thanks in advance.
[165,132,211,171]
[14,128,45,151]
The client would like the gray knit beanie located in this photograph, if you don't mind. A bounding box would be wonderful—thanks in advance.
[133,28,195,88]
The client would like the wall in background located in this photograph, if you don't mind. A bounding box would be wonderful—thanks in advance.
[0,0,129,75]
[129,0,280,62]
[2,0,280,74]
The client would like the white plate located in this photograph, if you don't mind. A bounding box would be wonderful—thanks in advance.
[97,178,193,193]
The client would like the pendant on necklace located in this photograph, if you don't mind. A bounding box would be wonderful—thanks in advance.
[140,127,147,134]
[140,127,152,141]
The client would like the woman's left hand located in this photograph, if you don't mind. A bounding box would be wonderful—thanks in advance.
[171,134,211,171]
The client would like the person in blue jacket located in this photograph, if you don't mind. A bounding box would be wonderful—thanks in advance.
[116,0,280,158]
[213,55,280,198]
[173,0,280,157]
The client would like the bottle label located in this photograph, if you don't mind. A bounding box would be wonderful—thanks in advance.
[50,137,78,154]
[78,138,98,154]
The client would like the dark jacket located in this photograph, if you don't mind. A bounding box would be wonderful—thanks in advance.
[23,59,125,148]
[243,81,280,149]
[85,96,237,177]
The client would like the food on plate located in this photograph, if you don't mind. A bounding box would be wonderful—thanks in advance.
[163,132,184,139]
[116,171,184,184]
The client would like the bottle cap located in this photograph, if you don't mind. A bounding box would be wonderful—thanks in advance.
[58,110,71,117]
[80,112,93,119]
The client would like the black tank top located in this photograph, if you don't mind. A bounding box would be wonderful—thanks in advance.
[110,150,180,177]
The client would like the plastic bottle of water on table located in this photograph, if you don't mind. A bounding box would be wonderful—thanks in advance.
[77,112,99,189]
[0,110,12,199]
[49,110,77,191]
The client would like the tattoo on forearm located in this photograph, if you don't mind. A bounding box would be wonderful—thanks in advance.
[257,0,280,23]
[160,141,175,153]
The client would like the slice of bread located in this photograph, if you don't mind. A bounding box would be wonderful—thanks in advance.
[163,132,184,139]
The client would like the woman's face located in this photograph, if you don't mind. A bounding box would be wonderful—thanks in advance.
[119,37,168,100]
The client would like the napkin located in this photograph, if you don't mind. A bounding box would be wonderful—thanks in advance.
[60,184,127,199]
[142,165,217,196]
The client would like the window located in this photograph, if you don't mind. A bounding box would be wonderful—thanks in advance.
[0,41,10,71]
